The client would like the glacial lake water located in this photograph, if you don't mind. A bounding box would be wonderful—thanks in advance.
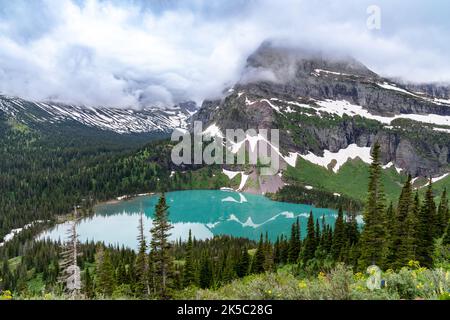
[40,190,341,250]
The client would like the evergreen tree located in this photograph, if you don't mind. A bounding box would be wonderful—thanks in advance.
[236,248,250,278]
[183,229,196,287]
[436,189,449,237]
[417,180,437,267]
[303,211,316,262]
[390,176,415,269]
[273,236,281,265]
[288,218,301,263]
[315,219,321,245]
[150,193,174,299]
[0,260,12,291]
[96,247,116,297]
[358,143,388,269]
[263,232,274,272]
[345,211,359,246]
[280,235,289,264]
[199,254,213,289]
[331,207,346,260]
[83,267,94,299]
[251,234,266,274]
[288,218,300,263]
[135,211,149,297]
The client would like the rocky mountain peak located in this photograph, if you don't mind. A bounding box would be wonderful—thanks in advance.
[241,41,378,85]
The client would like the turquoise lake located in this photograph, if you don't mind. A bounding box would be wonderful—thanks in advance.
[40,190,341,250]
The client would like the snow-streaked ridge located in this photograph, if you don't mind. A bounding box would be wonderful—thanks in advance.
[0,95,195,134]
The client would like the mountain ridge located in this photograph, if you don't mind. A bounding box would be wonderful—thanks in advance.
[0,94,197,135]
[193,43,450,179]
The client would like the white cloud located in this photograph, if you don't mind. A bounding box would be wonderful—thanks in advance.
[0,0,449,108]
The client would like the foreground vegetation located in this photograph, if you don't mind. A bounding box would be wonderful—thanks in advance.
[181,263,450,300]
[1,116,449,300]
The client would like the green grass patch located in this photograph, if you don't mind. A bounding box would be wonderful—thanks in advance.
[284,158,407,203]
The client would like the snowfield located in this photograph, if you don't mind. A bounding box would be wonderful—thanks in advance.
[0,96,194,134]
[299,144,372,173]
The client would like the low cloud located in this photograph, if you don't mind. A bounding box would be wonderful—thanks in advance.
[0,0,449,108]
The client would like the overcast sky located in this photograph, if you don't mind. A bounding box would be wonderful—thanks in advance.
[1,0,449,108]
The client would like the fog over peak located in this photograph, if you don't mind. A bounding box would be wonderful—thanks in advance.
[1,0,450,109]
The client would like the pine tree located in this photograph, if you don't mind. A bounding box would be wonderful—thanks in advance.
[116,262,127,285]
[358,143,388,269]
[280,235,289,264]
[263,232,274,272]
[251,234,266,274]
[150,193,174,299]
[135,210,149,297]
[183,229,196,287]
[96,247,116,297]
[315,219,321,245]
[199,254,213,289]
[236,248,250,278]
[407,190,422,260]
[345,211,359,246]
[0,259,12,291]
[273,236,281,265]
[288,218,301,263]
[416,180,437,267]
[331,207,346,260]
[303,211,316,262]
[436,189,449,237]
[83,267,94,299]
[384,202,396,267]
[390,176,415,269]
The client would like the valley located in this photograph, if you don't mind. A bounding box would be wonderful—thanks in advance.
[1,42,450,301]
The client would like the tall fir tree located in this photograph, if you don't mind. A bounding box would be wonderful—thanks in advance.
[96,247,116,297]
[150,193,174,299]
[436,189,449,237]
[83,267,94,299]
[358,143,388,269]
[135,210,149,297]
[199,254,213,289]
[416,180,437,267]
[236,248,250,278]
[251,234,266,274]
[183,229,196,287]
[263,232,274,271]
[315,219,321,245]
[288,218,301,263]
[331,207,346,260]
[390,176,415,269]
[302,211,317,262]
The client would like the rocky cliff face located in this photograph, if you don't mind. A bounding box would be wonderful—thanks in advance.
[193,42,450,177]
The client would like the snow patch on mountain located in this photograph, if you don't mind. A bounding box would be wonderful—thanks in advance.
[299,144,372,173]
[314,99,450,128]
[0,95,195,134]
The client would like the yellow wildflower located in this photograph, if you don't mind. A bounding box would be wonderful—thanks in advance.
[0,290,12,300]
[354,272,365,281]
[298,280,308,289]
[318,271,327,281]
[408,260,421,269]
